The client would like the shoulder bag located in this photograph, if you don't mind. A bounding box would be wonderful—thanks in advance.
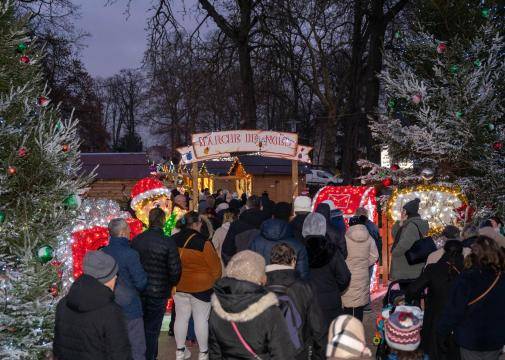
[405,223,436,265]
[468,272,501,306]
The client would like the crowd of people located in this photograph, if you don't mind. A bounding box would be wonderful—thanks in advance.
[51,189,505,360]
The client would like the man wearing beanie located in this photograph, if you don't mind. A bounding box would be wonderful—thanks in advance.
[290,196,312,243]
[53,251,132,360]
[209,251,295,359]
[390,198,429,282]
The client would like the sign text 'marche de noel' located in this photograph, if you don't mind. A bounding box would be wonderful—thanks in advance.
[192,130,298,158]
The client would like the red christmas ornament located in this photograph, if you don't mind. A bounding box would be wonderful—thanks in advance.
[390,164,400,171]
[492,141,503,151]
[17,147,27,158]
[436,43,447,54]
[49,284,59,298]
[38,96,50,107]
[19,55,30,64]
[7,166,16,175]
[62,144,70,152]
[411,93,422,104]
[382,178,392,187]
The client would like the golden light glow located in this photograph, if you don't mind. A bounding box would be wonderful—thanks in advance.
[133,194,172,226]
[387,185,468,235]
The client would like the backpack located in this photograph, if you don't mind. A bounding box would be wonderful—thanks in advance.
[266,284,303,351]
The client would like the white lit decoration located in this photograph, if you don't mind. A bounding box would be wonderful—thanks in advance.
[387,185,467,235]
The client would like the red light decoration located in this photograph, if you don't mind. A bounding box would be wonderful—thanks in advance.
[390,164,400,171]
[71,219,144,279]
[382,178,392,187]
[312,185,378,224]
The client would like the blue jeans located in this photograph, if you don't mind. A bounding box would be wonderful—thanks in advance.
[127,317,146,360]
[142,297,168,360]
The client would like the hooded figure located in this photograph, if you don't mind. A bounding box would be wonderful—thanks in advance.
[390,198,429,281]
[209,251,295,359]
[315,203,347,258]
[341,224,379,321]
[303,213,351,332]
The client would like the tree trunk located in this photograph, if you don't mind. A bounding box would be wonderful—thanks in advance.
[237,41,257,129]
[323,107,338,171]
[341,118,360,183]
[363,0,386,164]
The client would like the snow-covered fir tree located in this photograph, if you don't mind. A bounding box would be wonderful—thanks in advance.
[0,2,89,358]
[368,10,504,217]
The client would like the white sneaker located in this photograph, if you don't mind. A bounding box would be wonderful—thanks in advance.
[198,352,209,360]
[176,347,191,360]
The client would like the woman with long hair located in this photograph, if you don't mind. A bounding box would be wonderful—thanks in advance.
[406,240,464,359]
[438,236,505,360]
[171,212,222,360]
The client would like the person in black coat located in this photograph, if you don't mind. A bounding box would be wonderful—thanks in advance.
[438,236,505,360]
[315,202,347,258]
[303,213,351,333]
[221,195,267,265]
[209,251,295,359]
[131,208,182,360]
[290,196,312,244]
[266,243,325,360]
[406,240,464,360]
[53,251,131,360]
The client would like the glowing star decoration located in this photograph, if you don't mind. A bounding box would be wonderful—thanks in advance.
[312,186,378,222]
[387,185,467,235]
[130,177,172,226]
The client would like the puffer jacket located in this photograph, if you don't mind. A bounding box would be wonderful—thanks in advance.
[209,277,296,359]
[315,203,347,258]
[53,275,131,360]
[341,225,379,308]
[131,226,181,298]
[390,216,429,281]
[249,218,310,280]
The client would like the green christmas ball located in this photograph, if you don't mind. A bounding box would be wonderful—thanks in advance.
[55,120,63,131]
[487,123,495,131]
[37,245,54,263]
[481,8,490,18]
[394,31,401,39]
[450,65,459,74]
[16,42,27,53]
[455,111,463,119]
[387,99,396,109]
[63,194,81,209]
[473,59,481,67]
[0,211,5,224]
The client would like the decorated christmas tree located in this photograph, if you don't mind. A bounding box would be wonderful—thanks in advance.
[0,3,88,358]
[367,7,504,217]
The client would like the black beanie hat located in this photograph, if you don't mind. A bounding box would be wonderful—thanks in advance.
[274,202,292,221]
[403,198,421,216]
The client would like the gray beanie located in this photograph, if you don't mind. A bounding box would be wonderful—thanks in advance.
[225,250,266,284]
[302,212,327,238]
[83,251,118,284]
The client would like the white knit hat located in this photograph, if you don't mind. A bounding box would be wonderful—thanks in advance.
[294,196,312,213]
[225,250,266,284]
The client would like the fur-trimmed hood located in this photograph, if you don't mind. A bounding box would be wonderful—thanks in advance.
[211,277,278,323]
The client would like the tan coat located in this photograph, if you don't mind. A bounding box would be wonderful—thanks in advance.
[341,225,379,308]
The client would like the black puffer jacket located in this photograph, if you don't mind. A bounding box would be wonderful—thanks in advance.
[305,235,351,332]
[221,208,267,265]
[53,275,131,360]
[266,265,325,360]
[131,227,181,298]
[209,277,295,360]
[315,203,347,259]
